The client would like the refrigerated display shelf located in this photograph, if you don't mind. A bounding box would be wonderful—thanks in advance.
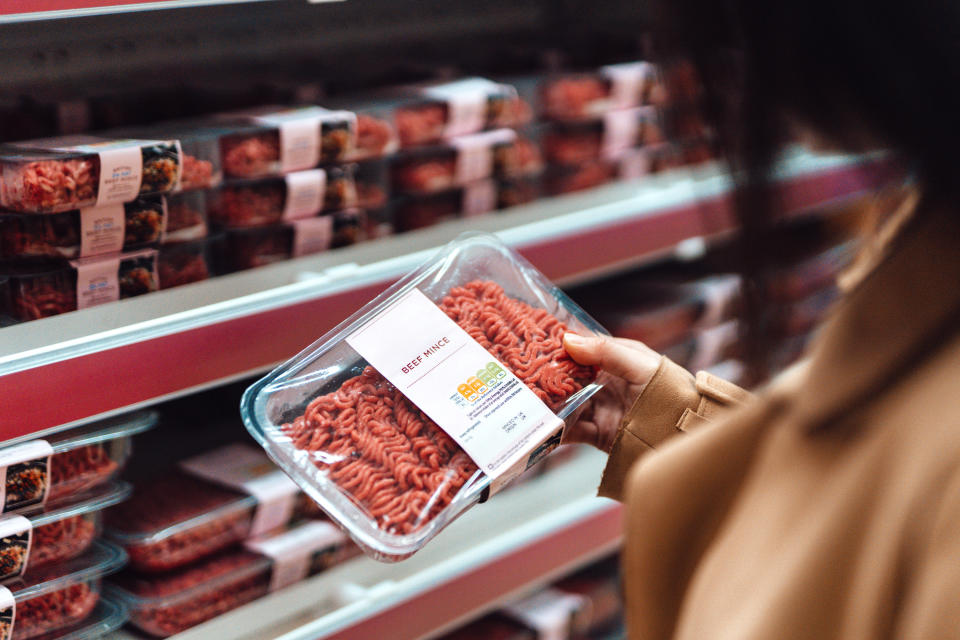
[110,447,622,640]
[0,0,342,23]
[0,149,894,442]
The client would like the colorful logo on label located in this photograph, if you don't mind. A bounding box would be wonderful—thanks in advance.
[457,362,507,403]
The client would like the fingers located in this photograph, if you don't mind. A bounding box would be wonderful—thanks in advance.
[563,333,660,385]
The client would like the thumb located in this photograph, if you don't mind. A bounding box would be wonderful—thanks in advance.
[563,333,659,385]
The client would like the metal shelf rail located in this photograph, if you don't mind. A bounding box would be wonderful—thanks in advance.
[0,150,894,441]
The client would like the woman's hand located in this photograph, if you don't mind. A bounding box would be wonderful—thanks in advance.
[561,333,662,452]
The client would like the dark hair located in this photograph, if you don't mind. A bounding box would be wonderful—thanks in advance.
[652,0,960,380]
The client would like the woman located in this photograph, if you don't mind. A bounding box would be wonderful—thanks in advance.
[560,1,960,638]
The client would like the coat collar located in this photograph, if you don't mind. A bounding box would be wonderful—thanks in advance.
[789,198,960,431]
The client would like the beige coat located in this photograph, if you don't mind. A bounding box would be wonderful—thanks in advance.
[600,201,960,639]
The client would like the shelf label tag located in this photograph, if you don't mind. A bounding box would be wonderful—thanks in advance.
[0,441,53,513]
[346,289,563,490]
[0,516,33,581]
[79,204,126,257]
[245,520,347,591]
[283,170,327,220]
[181,443,299,538]
[0,586,14,640]
[291,216,334,257]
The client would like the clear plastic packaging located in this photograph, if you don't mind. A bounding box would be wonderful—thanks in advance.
[393,181,497,232]
[215,216,334,273]
[539,62,656,121]
[157,237,213,289]
[161,190,207,244]
[28,596,128,640]
[108,520,358,637]
[241,232,606,560]
[391,129,517,194]
[354,159,390,211]
[0,137,181,214]
[0,196,166,261]
[331,209,366,248]
[3,540,126,640]
[0,249,159,322]
[109,123,223,191]
[104,473,257,572]
[213,122,283,180]
[0,482,131,580]
[207,167,356,228]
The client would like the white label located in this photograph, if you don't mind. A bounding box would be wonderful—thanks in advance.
[96,145,144,206]
[180,444,299,538]
[69,256,120,310]
[0,441,53,513]
[283,170,327,221]
[0,515,33,580]
[245,520,346,591]
[79,204,126,257]
[345,289,563,482]
[602,109,640,160]
[461,180,497,217]
[503,589,590,640]
[452,129,516,184]
[601,62,652,109]
[618,147,653,179]
[291,216,334,257]
[0,586,14,640]
[424,78,504,138]
[277,118,322,173]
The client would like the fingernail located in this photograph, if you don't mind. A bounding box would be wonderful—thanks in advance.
[563,333,586,347]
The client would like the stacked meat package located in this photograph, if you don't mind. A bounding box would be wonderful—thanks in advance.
[103,442,359,637]
[0,411,157,640]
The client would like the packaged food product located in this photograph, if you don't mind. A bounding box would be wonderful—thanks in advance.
[241,232,607,560]
[543,106,665,165]
[158,238,213,289]
[331,209,366,248]
[215,216,334,273]
[543,160,616,196]
[500,587,591,639]
[395,78,521,147]
[0,248,158,321]
[29,596,128,640]
[1,540,126,640]
[208,167,355,228]
[108,517,357,637]
[497,173,543,210]
[540,62,656,120]
[393,181,497,232]
[492,133,544,179]
[213,122,282,180]
[161,191,207,244]
[354,159,390,210]
[217,106,357,169]
[106,444,301,572]
[109,123,223,191]
[364,204,395,240]
[391,129,517,194]
[0,482,131,582]
[321,102,399,162]
[0,195,166,261]
[554,554,623,633]
[0,411,155,514]
[0,137,181,214]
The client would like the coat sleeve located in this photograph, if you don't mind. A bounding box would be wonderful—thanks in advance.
[896,466,960,638]
[597,356,751,501]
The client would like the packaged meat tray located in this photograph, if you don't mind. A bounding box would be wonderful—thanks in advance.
[209,121,282,180]
[321,101,399,161]
[217,106,357,170]
[395,78,523,147]
[106,443,302,572]
[354,159,390,211]
[393,180,497,232]
[540,62,656,121]
[157,237,213,289]
[543,160,616,196]
[364,204,395,240]
[1,540,126,640]
[241,232,607,560]
[542,106,665,165]
[109,122,223,191]
[161,190,207,244]
[215,216,334,273]
[497,173,543,210]
[0,195,166,261]
[0,411,155,514]
[391,129,517,194]
[107,519,356,636]
[0,481,131,582]
[28,596,128,640]
[0,137,181,214]
[0,248,159,322]
[208,167,355,228]
[492,132,544,179]
[331,209,366,248]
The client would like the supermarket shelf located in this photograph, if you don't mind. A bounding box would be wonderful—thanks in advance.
[111,447,622,640]
[0,150,895,442]
[0,0,294,23]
